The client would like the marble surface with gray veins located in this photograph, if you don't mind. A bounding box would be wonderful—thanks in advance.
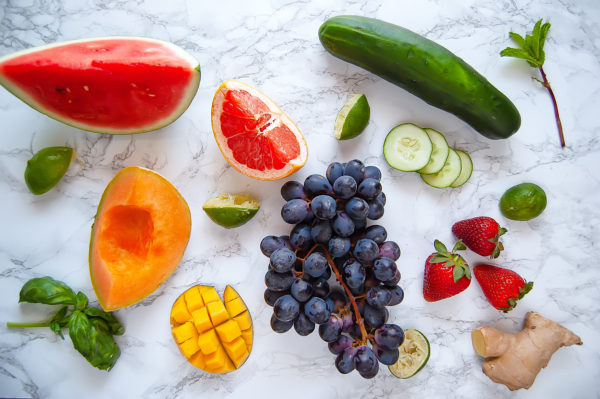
[1,0,599,398]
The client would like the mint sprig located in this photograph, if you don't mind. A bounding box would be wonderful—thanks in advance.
[500,19,565,148]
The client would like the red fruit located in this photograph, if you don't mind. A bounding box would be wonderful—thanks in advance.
[423,240,471,302]
[451,217,506,258]
[474,264,533,312]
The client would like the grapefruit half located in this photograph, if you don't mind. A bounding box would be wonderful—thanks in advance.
[211,80,307,180]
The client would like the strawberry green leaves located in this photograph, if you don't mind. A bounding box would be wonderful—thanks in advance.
[501,19,565,148]
[7,276,124,371]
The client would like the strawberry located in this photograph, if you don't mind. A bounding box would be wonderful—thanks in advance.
[474,264,533,312]
[423,240,471,302]
[451,216,506,258]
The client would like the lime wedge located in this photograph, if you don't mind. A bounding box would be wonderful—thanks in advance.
[334,94,370,140]
[389,329,430,378]
[24,146,75,195]
[203,194,260,228]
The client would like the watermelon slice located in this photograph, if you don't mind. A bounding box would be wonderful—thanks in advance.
[0,37,200,134]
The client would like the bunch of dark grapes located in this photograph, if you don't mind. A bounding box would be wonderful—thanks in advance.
[260,160,405,379]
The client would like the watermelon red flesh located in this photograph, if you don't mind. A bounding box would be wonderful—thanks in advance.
[0,38,200,134]
[220,89,300,171]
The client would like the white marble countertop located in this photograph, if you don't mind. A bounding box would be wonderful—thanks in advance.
[1,0,599,398]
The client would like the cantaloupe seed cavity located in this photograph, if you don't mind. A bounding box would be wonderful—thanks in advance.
[101,205,154,258]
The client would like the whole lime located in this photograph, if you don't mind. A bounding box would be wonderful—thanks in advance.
[500,183,547,221]
[24,146,75,195]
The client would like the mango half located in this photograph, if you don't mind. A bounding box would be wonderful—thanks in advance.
[89,166,191,311]
[171,285,253,373]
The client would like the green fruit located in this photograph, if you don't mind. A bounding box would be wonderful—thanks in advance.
[24,146,75,195]
[203,194,260,228]
[389,328,430,379]
[500,183,547,221]
[334,94,370,140]
[318,15,521,140]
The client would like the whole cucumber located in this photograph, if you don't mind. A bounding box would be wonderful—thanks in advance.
[318,16,521,140]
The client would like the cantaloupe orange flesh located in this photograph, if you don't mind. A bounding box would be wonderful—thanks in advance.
[90,166,191,311]
[170,285,253,373]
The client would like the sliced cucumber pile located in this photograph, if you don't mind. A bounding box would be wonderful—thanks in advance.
[384,124,473,188]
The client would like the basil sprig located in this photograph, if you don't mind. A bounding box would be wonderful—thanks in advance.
[7,276,124,371]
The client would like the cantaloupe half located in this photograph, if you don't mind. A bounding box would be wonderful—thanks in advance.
[89,166,191,311]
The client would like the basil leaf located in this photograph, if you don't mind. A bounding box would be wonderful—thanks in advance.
[19,277,76,305]
[84,308,125,336]
[75,292,88,310]
[68,310,120,371]
[49,306,70,339]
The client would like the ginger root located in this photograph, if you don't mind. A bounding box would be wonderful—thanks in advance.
[472,312,582,391]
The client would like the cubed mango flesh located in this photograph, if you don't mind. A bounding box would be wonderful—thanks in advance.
[170,284,253,374]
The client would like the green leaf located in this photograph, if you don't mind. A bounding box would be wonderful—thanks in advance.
[49,306,70,339]
[452,240,466,252]
[19,277,76,306]
[452,265,465,282]
[75,292,88,310]
[538,21,551,66]
[85,307,125,336]
[433,240,447,254]
[530,19,543,59]
[500,47,538,65]
[68,310,120,371]
[429,255,449,264]
[509,32,527,49]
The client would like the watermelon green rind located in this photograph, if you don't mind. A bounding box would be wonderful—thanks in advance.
[0,36,200,135]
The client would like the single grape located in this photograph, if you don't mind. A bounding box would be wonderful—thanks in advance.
[378,241,401,260]
[363,304,388,330]
[328,334,354,355]
[270,248,297,273]
[303,207,315,224]
[383,269,401,286]
[290,223,313,251]
[312,277,330,298]
[271,313,294,333]
[290,279,313,302]
[328,236,351,258]
[374,324,405,349]
[294,313,315,336]
[304,174,332,198]
[332,211,355,237]
[364,270,380,291]
[304,252,328,278]
[311,195,337,220]
[354,345,379,379]
[304,297,330,324]
[352,217,367,232]
[343,159,365,184]
[343,259,366,289]
[366,286,392,309]
[281,180,306,201]
[265,270,295,291]
[273,295,300,322]
[373,344,400,365]
[281,199,310,224]
[353,239,379,264]
[357,178,382,200]
[383,285,404,306]
[327,288,348,310]
[340,311,354,333]
[364,165,382,181]
[367,200,384,220]
[373,257,397,282]
[335,347,357,374]
[325,296,335,312]
[345,197,369,220]
[333,175,357,199]
[318,314,343,342]
[349,283,365,297]
[310,219,332,244]
[376,191,386,206]
[264,288,289,306]
[365,225,387,245]
[260,235,288,257]
[326,162,345,185]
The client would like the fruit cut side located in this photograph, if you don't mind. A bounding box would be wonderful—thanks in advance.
[417,128,449,175]
[203,194,260,228]
[89,166,191,311]
[389,329,430,378]
[334,94,370,140]
[211,80,308,180]
[0,37,200,134]
[383,124,433,172]
[420,148,462,188]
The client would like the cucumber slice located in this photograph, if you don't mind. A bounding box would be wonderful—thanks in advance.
[420,148,461,188]
[450,150,473,187]
[388,329,430,379]
[417,128,449,174]
[383,124,432,171]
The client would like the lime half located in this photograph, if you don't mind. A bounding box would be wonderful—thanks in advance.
[203,194,260,228]
[389,329,430,379]
[24,146,75,195]
[500,182,547,221]
[334,94,370,140]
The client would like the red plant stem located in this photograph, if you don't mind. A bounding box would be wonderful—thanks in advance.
[539,66,565,148]
[317,244,370,345]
